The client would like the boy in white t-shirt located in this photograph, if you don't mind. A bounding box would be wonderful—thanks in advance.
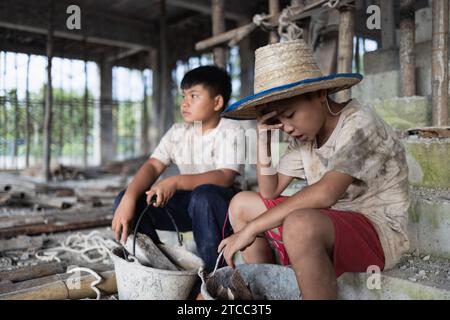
[112,66,244,272]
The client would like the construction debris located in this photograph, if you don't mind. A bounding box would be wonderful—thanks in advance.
[0,261,66,283]
[206,270,255,300]
[407,126,450,139]
[124,233,180,271]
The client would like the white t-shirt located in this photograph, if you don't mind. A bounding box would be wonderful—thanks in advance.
[277,99,410,270]
[151,118,245,176]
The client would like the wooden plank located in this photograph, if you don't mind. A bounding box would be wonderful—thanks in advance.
[195,23,257,51]
[0,207,113,239]
[0,262,66,283]
[195,0,355,51]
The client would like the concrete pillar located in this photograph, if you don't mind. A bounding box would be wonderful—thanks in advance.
[432,0,449,126]
[380,0,396,49]
[336,6,355,102]
[400,0,416,97]
[212,0,227,68]
[269,0,280,44]
[98,59,114,165]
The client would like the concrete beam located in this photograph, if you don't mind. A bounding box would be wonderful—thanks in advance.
[166,0,245,21]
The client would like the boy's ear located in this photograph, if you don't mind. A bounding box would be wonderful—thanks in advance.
[214,95,224,111]
[318,89,327,102]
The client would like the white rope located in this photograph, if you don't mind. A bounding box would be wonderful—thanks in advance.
[35,230,118,264]
[66,266,103,300]
[278,6,303,41]
[322,0,340,9]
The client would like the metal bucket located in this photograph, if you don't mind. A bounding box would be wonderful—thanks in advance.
[200,264,301,300]
[110,200,204,300]
[110,244,203,300]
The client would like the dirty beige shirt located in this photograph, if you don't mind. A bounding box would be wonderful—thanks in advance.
[151,118,244,176]
[277,99,410,270]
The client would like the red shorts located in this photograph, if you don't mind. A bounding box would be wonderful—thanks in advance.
[260,194,385,278]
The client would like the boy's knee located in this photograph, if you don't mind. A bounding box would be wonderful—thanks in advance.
[228,191,251,222]
[282,209,324,246]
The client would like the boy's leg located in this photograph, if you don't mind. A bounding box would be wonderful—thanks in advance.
[227,191,275,264]
[282,208,385,300]
[282,209,336,300]
[187,184,240,272]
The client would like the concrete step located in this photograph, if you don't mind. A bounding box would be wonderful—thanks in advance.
[405,137,450,188]
[338,254,450,300]
[408,188,450,259]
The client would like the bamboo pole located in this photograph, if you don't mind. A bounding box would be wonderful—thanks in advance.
[212,0,226,68]
[1,51,6,169]
[432,0,449,126]
[269,0,280,44]
[141,71,150,155]
[399,0,416,97]
[336,5,355,102]
[25,54,31,168]
[0,269,116,300]
[160,0,170,133]
[83,41,89,167]
[42,0,54,181]
[58,50,65,159]
[13,55,19,169]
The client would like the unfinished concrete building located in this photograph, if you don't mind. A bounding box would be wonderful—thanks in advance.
[0,0,449,300]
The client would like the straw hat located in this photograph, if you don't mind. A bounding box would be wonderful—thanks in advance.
[222,39,363,120]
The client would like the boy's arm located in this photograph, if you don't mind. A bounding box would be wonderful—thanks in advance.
[112,158,167,243]
[174,169,237,190]
[256,111,294,199]
[219,170,354,267]
[145,168,237,208]
[124,158,167,199]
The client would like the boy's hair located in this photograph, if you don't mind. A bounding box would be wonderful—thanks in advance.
[181,65,232,108]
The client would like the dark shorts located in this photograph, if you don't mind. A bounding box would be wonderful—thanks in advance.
[259,194,385,278]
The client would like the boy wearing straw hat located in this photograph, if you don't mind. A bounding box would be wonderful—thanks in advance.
[218,40,410,299]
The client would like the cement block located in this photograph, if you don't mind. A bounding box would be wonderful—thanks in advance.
[404,139,450,188]
[338,273,450,300]
[364,49,400,74]
[408,195,450,259]
[351,71,400,103]
[368,96,432,130]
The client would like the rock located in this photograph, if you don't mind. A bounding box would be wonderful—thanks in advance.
[408,277,417,282]
[423,255,430,261]
[418,270,426,277]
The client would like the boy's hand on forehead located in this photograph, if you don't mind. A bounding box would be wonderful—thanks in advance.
[256,106,283,129]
